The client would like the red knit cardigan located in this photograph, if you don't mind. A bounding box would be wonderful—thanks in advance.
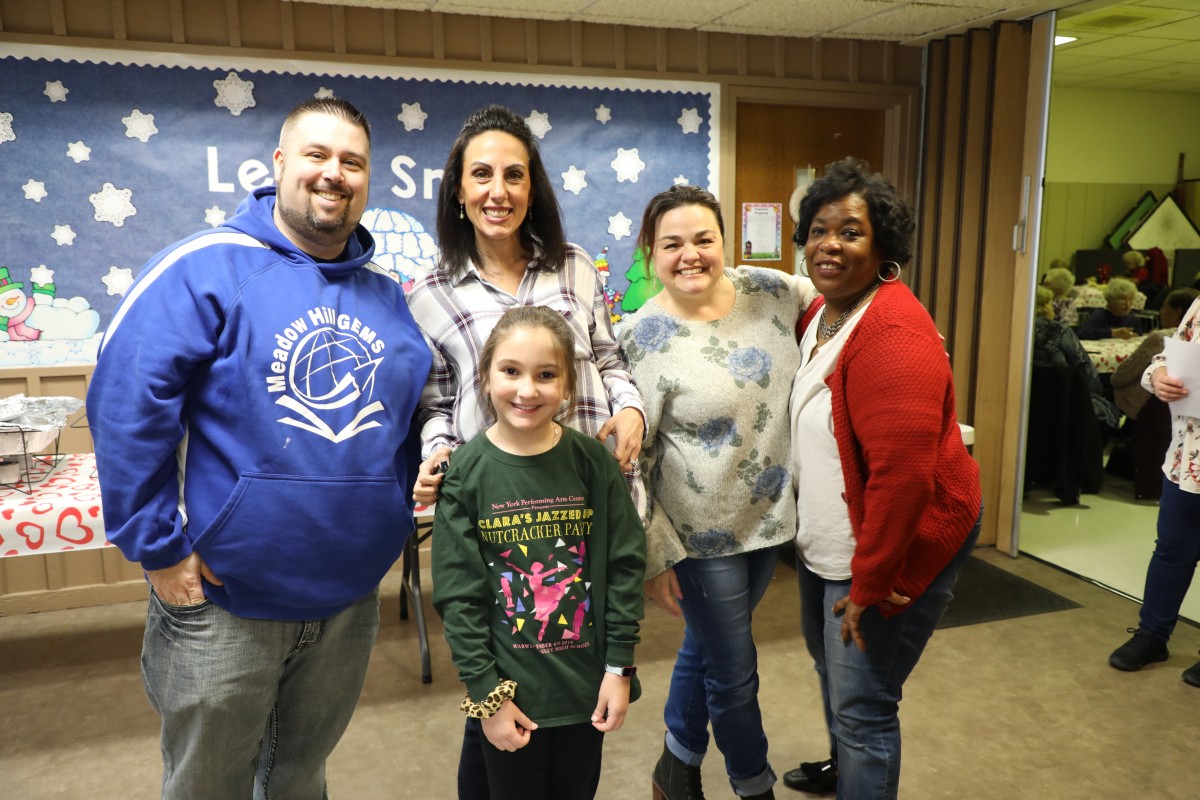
[802,282,981,616]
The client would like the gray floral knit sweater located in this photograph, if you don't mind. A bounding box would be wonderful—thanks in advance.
[619,267,816,577]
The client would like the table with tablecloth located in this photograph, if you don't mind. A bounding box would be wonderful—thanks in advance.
[1081,335,1145,375]
[0,452,109,557]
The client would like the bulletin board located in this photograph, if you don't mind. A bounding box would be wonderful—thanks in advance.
[0,43,719,368]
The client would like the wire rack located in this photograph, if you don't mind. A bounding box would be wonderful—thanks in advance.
[0,425,65,495]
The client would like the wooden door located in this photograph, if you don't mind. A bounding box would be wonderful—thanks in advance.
[734,103,886,274]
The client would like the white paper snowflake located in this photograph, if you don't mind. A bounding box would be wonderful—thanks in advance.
[44,81,69,102]
[214,72,256,117]
[314,87,335,99]
[204,206,227,227]
[0,112,15,145]
[122,109,158,143]
[397,102,428,132]
[678,108,703,135]
[608,212,633,241]
[30,265,55,285]
[595,105,612,124]
[525,110,552,139]
[66,141,91,162]
[102,266,135,297]
[611,148,646,183]
[561,166,588,196]
[23,180,47,202]
[673,175,690,186]
[89,183,137,227]
[51,224,77,246]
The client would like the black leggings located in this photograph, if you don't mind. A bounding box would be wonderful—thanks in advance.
[469,718,604,800]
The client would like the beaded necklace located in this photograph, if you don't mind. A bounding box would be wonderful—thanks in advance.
[817,279,881,340]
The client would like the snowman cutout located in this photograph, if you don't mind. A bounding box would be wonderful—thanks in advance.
[0,267,56,342]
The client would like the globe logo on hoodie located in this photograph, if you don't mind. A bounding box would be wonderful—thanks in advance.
[266,304,387,443]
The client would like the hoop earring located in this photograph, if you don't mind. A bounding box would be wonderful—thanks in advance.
[799,256,810,278]
[459,203,464,220]
[878,261,901,283]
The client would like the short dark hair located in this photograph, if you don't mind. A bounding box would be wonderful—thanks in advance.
[634,185,725,278]
[477,305,578,423]
[1163,288,1199,314]
[279,98,371,147]
[793,158,915,266]
[436,105,567,279]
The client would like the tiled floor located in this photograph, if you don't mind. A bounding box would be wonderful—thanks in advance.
[3,547,1199,799]
[1019,475,1200,625]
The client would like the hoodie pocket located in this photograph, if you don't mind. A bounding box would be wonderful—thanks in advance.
[192,473,408,612]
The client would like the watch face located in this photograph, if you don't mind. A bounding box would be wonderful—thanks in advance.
[607,665,637,677]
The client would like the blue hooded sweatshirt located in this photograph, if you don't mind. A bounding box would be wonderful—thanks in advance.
[87,187,432,620]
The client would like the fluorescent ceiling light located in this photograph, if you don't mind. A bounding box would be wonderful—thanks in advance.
[1054,35,1078,45]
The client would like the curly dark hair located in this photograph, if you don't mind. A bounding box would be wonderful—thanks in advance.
[793,158,915,266]
[435,105,567,279]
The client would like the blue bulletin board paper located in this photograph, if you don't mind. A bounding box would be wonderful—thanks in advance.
[0,43,718,367]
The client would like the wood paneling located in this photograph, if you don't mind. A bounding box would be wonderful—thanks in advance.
[916,20,1044,548]
[948,29,995,419]
[735,103,886,272]
[1038,182,1172,276]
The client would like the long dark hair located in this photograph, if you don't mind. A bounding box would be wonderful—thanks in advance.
[436,105,567,279]
[793,158,914,266]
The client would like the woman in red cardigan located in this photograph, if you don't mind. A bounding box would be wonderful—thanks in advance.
[782,159,982,799]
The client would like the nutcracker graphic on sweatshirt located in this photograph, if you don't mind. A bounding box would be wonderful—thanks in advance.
[432,427,646,728]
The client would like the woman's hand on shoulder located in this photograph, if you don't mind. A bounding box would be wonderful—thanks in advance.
[598,407,645,472]
[645,568,684,617]
[412,445,452,504]
[481,700,537,751]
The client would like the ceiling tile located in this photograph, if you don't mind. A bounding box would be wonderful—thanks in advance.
[706,0,897,33]
[1059,31,1170,57]
[839,3,994,36]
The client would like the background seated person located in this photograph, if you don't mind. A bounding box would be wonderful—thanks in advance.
[1033,287,1121,434]
[1120,250,1161,310]
[1077,278,1144,340]
[1042,264,1079,326]
[1111,288,1199,499]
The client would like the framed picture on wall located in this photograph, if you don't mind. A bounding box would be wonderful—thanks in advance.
[1103,191,1156,249]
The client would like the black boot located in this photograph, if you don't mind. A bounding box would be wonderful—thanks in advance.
[651,742,705,800]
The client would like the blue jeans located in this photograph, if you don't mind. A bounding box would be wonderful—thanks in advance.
[798,516,980,800]
[664,547,779,797]
[1139,476,1200,641]
[142,588,380,799]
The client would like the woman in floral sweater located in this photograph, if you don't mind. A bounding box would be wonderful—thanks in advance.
[1107,292,1200,687]
[620,185,816,800]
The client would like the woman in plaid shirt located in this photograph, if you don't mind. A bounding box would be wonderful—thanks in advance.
[407,105,647,800]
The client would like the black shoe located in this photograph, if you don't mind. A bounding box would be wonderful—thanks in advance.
[741,790,775,800]
[782,759,837,794]
[1183,657,1200,688]
[1108,627,1169,671]
[651,741,706,800]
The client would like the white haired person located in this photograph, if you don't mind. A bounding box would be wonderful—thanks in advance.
[1078,277,1144,340]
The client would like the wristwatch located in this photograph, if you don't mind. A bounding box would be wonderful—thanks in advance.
[604,664,637,677]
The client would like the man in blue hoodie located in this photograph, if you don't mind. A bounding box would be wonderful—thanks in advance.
[87,98,432,799]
